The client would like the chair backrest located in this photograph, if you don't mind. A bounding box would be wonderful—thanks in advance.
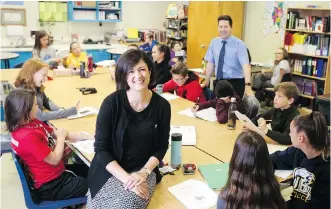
[203,87,215,101]
[12,153,37,208]
[281,73,291,82]
[55,49,70,58]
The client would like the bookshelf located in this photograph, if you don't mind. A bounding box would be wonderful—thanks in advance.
[165,17,188,49]
[67,1,122,22]
[284,7,331,101]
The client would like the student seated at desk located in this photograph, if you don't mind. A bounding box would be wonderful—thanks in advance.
[191,80,245,124]
[87,49,171,208]
[5,88,88,204]
[32,30,61,67]
[244,82,299,145]
[218,131,286,209]
[162,62,206,103]
[14,58,78,122]
[139,33,157,53]
[65,42,88,69]
[253,47,290,91]
[271,112,330,209]
[150,44,172,89]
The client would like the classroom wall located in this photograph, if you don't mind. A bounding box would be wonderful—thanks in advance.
[244,1,331,63]
[0,1,175,45]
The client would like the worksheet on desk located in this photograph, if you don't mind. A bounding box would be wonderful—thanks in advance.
[168,179,217,209]
[178,107,217,122]
[169,125,196,145]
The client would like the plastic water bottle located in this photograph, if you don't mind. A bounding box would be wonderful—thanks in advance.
[171,133,182,169]
[227,97,237,130]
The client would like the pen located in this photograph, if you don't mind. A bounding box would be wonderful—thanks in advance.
[76,101,80,106]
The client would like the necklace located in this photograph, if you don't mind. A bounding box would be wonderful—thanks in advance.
[129,91,152,112]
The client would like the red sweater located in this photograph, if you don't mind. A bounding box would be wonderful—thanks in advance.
[163,72,206,103]
[198,94,244,124]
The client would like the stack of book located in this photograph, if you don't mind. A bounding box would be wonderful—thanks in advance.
[138,30,166,43]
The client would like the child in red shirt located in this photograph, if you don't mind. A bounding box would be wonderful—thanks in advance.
[5,88,88,204]
[162,62,206,103]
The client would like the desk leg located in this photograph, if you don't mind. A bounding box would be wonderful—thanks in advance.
[110,53,113,60]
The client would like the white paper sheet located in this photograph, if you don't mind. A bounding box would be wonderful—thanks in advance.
[168,179,217,209]
[274,170,293,179]
[195,108,217,122]
[265,1,275,13]
[267,144,288,154]
[96,60,115,67]
[235,111,266,138]
[189,68,204,74]
[178,108,196,118]
[67,107,99,119]
[161,93,179,101]
[71,140,95,154]
[178,107,217,122]
[169,125,196,145]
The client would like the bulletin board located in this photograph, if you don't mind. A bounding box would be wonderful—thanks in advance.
[39,1,67,22]
[0,8,26,26]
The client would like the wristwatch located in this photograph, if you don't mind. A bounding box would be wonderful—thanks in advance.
[142,167,152,176]
[245,82,251,86]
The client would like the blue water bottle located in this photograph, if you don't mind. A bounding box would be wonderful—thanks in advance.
[171,133,182,169]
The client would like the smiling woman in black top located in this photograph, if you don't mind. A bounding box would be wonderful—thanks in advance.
[87,49,171,209]
[150,44,172,89]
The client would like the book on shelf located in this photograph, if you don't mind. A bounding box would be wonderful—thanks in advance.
[287,11,331,33]
[291,58,327,78]
[284,32,330,56]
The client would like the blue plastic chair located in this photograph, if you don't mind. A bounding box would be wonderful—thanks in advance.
[12,153,87,209]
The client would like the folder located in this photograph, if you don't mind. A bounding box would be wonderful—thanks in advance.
[127,28,138,39]
[199,163,229,190]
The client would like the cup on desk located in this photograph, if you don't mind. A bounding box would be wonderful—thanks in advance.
[171,133,182,170]
[156,84,164,95]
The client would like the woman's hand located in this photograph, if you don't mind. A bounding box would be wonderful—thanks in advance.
[131,182,149,200]
[124,171,147,191]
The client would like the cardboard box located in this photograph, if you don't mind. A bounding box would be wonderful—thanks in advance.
[82,1,96,8]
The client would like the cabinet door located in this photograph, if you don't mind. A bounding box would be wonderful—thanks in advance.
[186,1,245,68]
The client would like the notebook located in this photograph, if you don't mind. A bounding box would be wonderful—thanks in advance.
[67,107,99,119]
[178,107,217,122]
[198,163,229,190]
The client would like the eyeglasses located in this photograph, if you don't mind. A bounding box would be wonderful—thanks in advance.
[275,52,282,55]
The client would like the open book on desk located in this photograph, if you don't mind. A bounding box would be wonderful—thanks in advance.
[234,110,266,138]
[178,107,217,122]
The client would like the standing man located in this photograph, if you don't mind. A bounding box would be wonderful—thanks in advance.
[201,15,253,97]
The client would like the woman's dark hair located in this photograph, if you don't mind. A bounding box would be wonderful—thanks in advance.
[218,15,233,27]
[33,30,49,57]
[274,47,289,65]
[293,112,330,160]
[155,44,171,64]
[220,131,286,209]
[214,80,235,98]
[5,88,36,132]
[115,49,155,90]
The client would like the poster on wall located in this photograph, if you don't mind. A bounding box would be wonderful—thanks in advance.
[263,1,287,40]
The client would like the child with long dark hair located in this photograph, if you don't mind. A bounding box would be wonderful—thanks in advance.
[271,112,330,209]
[218,131,286,209]
[5,88,88,204]
[32,30,60,65]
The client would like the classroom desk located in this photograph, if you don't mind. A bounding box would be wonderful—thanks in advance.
[0,67,110,83]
